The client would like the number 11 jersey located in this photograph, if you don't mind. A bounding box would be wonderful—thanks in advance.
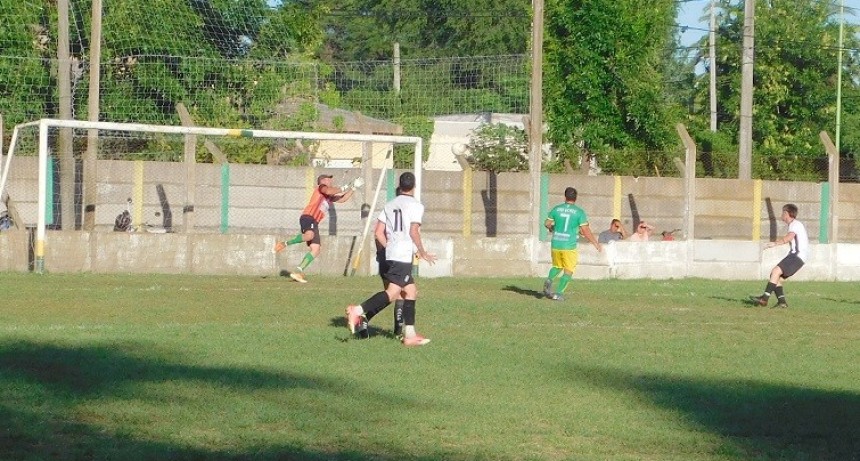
[378,194,425,263]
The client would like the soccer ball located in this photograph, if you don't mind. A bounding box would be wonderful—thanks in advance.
[452,143,468,155]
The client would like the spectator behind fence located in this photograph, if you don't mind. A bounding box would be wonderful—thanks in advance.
[628,221,654,242]
[598,219,628,244]
[661,229,681,241]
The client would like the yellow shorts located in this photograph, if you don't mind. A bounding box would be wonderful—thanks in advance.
[551,248,579,273]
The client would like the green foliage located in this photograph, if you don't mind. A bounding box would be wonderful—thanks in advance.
[334,57,529,119]
[0,1,54,126]
[317,0,530,61]
[1,0,323,154]
[593,146,684,177]
[541,156,568,174]
[544,0,681,173]
[315,3,530,119]
[249,2,326,59]
[317,82,341,108]
[466,123,528,172]
[392,115,433,168]
[341,89,401,119]
[691,128,739,178]
[689,0,860,180]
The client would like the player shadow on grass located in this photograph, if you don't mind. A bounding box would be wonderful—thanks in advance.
[708,295,768,308]
[502,285,546,299]
[328,317,399,340]
[823,297,860,305]
[561,364,860,461]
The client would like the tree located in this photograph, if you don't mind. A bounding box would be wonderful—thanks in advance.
[97,0,324,127]
[465,123,529,172]
[690,0,860,180]
[543,0,682,175]
[0,1,63,126]
[316,0,530,61]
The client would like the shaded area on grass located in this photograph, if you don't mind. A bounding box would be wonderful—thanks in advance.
[501,284,544,299]
[565,365,860,461]
[0,340,458,461]
[328,316,399,340]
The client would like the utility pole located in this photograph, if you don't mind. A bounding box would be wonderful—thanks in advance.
[836,1,844,153]
[709,0,717,132]
[83,0,103,230]
[529,0,545,272]
[393,42,401,94]
[57,0,75,229]
[738,0,755,179]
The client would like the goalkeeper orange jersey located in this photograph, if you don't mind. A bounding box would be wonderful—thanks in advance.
[301,186,333,222]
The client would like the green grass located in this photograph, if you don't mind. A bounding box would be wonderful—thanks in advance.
[0,273,858,461]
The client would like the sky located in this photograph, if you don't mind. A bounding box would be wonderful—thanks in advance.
[676,0,860,47]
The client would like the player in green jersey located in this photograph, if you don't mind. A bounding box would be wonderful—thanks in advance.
[543,187,602,301]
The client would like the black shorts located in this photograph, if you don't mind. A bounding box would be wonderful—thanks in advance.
[777,253,805,279]
[381,260,415,287]
[299,215,320,245]
[376,249,389,281]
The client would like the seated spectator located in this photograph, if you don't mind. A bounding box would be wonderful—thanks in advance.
[598,219,628,244]
[628,221,654,241]
[661,229,680,241]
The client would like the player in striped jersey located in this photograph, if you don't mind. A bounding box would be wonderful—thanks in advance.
[275,174,357,283]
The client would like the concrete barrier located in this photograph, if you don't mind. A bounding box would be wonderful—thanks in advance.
[8,230,858,281]
[5,157,860,242]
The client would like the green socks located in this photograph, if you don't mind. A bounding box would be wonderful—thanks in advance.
[557,274,572,294]
[287,234,304,245]
[298,253,315,270]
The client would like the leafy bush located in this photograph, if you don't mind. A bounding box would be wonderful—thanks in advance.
[392,116,433,168]
[465,123,529,172]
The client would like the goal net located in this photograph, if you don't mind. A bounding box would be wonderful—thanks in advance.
[1,118,422,273]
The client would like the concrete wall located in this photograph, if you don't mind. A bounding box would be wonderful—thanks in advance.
[4,229,858,281]
[3,157,860,279]
[8,157,860,243]
[5,157,859,242]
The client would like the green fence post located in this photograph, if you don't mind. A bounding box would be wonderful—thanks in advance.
[46,157,54,226]
[539,172,549,241]
[386,169,396,200]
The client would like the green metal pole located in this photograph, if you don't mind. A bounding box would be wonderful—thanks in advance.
[386,168,396,200]
[539,172,549,241]
[46,157,54,226]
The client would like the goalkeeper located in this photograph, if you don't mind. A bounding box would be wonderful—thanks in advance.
[275,174,363,283]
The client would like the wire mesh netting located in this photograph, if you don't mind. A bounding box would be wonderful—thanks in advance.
[2,0,859,247]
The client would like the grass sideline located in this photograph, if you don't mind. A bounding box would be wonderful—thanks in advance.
[0,273,858,461]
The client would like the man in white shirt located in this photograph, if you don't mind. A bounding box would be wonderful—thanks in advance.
[346,172,437,346]
[751,203,809,308]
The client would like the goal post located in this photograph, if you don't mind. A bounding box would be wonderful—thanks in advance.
[1,118,423,274]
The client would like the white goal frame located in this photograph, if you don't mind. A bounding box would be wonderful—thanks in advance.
[1,118,423,273]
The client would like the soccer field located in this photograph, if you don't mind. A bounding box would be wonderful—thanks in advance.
[1,273,858,461]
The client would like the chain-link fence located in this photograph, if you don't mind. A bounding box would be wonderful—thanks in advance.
[3,0,859,253]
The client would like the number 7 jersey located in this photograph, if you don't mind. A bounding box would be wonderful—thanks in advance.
[546,202,589,250]
[378,194,425,263]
